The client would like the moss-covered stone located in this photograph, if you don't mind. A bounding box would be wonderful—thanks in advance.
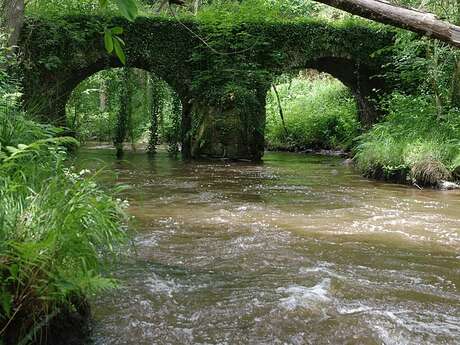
[19,14,394,160]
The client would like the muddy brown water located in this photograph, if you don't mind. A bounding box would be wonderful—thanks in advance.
[75,148,460,345]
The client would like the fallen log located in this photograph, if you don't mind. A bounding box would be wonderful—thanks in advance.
[314,0,460,48]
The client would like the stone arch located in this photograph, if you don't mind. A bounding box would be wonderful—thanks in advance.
[20,16,195,126]
[24,57,189,127]
[65,64,183,147]
[272,55,386,128]
[303,57,384,127]
[19,15,395,160]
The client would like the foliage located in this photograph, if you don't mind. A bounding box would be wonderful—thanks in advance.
[196,0,350,22]
[196,0,284,24]
[0,134,128,343]
[354,93,460,185]
[351,0,460,186]
[391,0,460,24]
[266,75,359,151]
[66,67,182,153]
[0,42,127,344]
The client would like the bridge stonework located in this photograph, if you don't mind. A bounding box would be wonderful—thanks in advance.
[20,15,394,160]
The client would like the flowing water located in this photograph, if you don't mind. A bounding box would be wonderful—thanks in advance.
[76,148,460,345]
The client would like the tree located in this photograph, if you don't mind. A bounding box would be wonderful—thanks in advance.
[313,0,460,48]
[0,0,138,48]
[0,0,24,47]
[147,74,165,155]
[114,68,131,158]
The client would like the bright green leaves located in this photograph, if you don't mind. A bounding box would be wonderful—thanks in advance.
[113,36,126,65]
[113,0,138,22]
[104,29,114,53]
[99,0,138,22]
[111,26,124,35]
[104,27,126,65]
[99,0,138,64]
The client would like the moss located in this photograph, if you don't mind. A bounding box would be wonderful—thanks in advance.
[18,14,394,159]
[19,14,393,116]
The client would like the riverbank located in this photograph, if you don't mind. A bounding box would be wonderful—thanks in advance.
[265,72,460,190]
[353,94,460,189]
[0,107,127,344]
[268,146,460,190]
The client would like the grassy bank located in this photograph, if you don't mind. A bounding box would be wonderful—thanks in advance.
[0,56,127,345]
[354,93,460,186]
[265,76,460,187]
[265,76,359,152]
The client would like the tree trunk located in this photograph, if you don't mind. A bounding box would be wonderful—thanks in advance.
[147,74,163,155]
[451,58,460,109]
[192,0,200,15]
[1,0,25,48]
[271,84,289,138]
[313,0,460,48]
[181,99,192,159]
[99,79,107,112]
[114,69,130,159]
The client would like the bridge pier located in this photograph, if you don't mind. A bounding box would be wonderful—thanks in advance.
[184,84,267,161]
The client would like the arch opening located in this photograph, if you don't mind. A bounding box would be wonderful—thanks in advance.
[283,56,384,127]
[265,69,360,153]
[65,67,183,158]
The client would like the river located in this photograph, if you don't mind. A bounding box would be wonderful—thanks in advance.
[76,148,460,345]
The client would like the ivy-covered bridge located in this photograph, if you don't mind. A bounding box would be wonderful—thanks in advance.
[20,15,394,160]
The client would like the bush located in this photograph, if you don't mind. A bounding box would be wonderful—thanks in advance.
[0,51,127,344]
[265,76,359,151]
[354,93,460,185]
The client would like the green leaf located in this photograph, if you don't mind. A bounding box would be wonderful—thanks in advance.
[9,264,19,279]
[111,26,124,35]
[5,146,18,154]
[0,291,12,318]
[113,39,126,65]
[114,36,125,46]
[99,0,108,8]
[114,0,138,22]
[104,30,114,53]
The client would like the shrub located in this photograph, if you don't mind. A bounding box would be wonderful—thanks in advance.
[0,52,127,343]
[354,93,460,185]
[265,76,359,151]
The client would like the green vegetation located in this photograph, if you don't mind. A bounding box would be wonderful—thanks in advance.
[355,93,460,185]
[266,75,359,151]
[353,28,460,186]
[347,1,460,186]
[2,0,460,342]
[0,40,127,344]
[67,68,182,154]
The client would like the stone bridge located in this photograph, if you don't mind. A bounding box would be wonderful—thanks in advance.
[19,15,394,160]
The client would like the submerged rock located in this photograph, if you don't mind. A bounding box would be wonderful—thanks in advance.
[437,180,460,190]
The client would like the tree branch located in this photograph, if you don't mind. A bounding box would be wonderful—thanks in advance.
[313,0,460,48]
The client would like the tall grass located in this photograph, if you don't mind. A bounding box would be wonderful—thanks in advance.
[354,93,460,185]
[0,48,128,344]
[265,76,359,151]
[0,113,128,345]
